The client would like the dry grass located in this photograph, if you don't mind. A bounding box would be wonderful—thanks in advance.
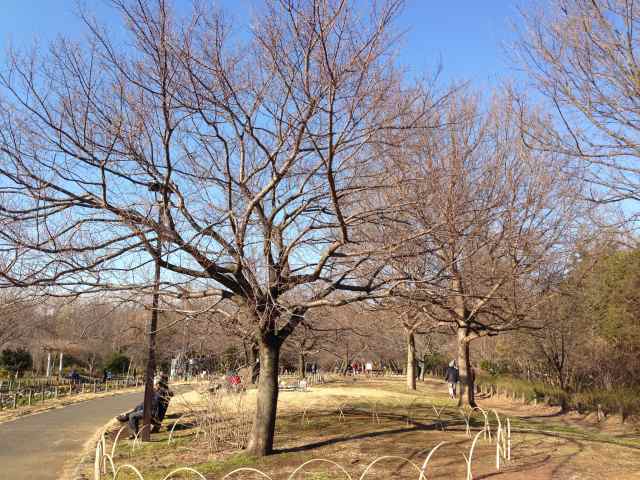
[81,377,640,480]
[177,390,253,452]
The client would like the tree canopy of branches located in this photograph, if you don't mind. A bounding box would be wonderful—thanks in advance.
[386,92,579,406]
[0,0,437,455]
[518,0,640,208]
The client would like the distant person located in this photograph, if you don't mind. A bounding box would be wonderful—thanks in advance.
[417,358,425,381]
[102,370,108,383]
[226,369,242,391]
[445,360,459,399]
[69,369,80,392]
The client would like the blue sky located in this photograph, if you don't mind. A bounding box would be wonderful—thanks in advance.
[398,2,522,85]
[0,1,524,88]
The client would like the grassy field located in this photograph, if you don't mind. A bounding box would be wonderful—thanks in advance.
[86,376,640,480]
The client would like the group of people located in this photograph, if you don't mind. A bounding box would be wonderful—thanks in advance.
[116,372,173,438]
[348,361,374,375]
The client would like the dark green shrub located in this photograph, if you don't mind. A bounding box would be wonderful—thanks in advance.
[476,373,566,404]
[423,353,447,371]
[571,388,640,419]
[104,352,130,375]
[0,348,33,376]
[477,374,640,419]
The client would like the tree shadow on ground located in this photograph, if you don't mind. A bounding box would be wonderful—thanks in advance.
[276,417,453,454]
[518,410,565,420]
[169,421,197,432]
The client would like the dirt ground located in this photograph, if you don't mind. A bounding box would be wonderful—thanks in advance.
[90,376,640,480]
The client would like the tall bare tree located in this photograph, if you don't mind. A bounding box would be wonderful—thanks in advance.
[387,91,579,406]
[0,0,434,454]
[400,308,429,390]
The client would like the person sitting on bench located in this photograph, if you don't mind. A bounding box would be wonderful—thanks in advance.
[155,373,173,427]
[116,373,173,437]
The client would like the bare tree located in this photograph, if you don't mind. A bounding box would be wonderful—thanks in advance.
[387,91,579,406]
[282,321,321,379]
[0,0,434,454]
[372,299,431,390]
[517,0,640,211]
[400,309,426,390]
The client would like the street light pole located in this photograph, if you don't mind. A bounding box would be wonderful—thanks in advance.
[142,182,166,441]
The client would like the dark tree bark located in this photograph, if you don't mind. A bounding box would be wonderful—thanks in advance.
[246,333,280,456]
[248,342,260,385]
[457,328,476,407]
[298,352,306,379]
[406,328,416,390]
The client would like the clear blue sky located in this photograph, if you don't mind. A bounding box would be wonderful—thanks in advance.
[399,2,522,85]
[0,1,524,88]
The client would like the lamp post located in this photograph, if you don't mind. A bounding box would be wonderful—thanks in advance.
[142,181,168,441]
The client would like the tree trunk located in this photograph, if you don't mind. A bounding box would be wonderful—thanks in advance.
[343,345,350,375]
[457,328,476,407]
[558,375,569,413]
[45,351,51,378]
[298,352,306,379]
[242,341,250,365]
[340,360,348,375]
[248,343,260,384]
[247,335,280,456]
[406,329,416,390]
[58,352,64,376]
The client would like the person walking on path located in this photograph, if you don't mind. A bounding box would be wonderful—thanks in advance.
[444,361,459,399]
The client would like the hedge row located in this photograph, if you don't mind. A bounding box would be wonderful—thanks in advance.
[476,374,640,420]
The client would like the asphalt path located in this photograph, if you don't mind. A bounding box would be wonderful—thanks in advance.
[0,390,145,480]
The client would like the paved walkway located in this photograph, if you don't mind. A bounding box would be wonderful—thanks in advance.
[0,390,144,480]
